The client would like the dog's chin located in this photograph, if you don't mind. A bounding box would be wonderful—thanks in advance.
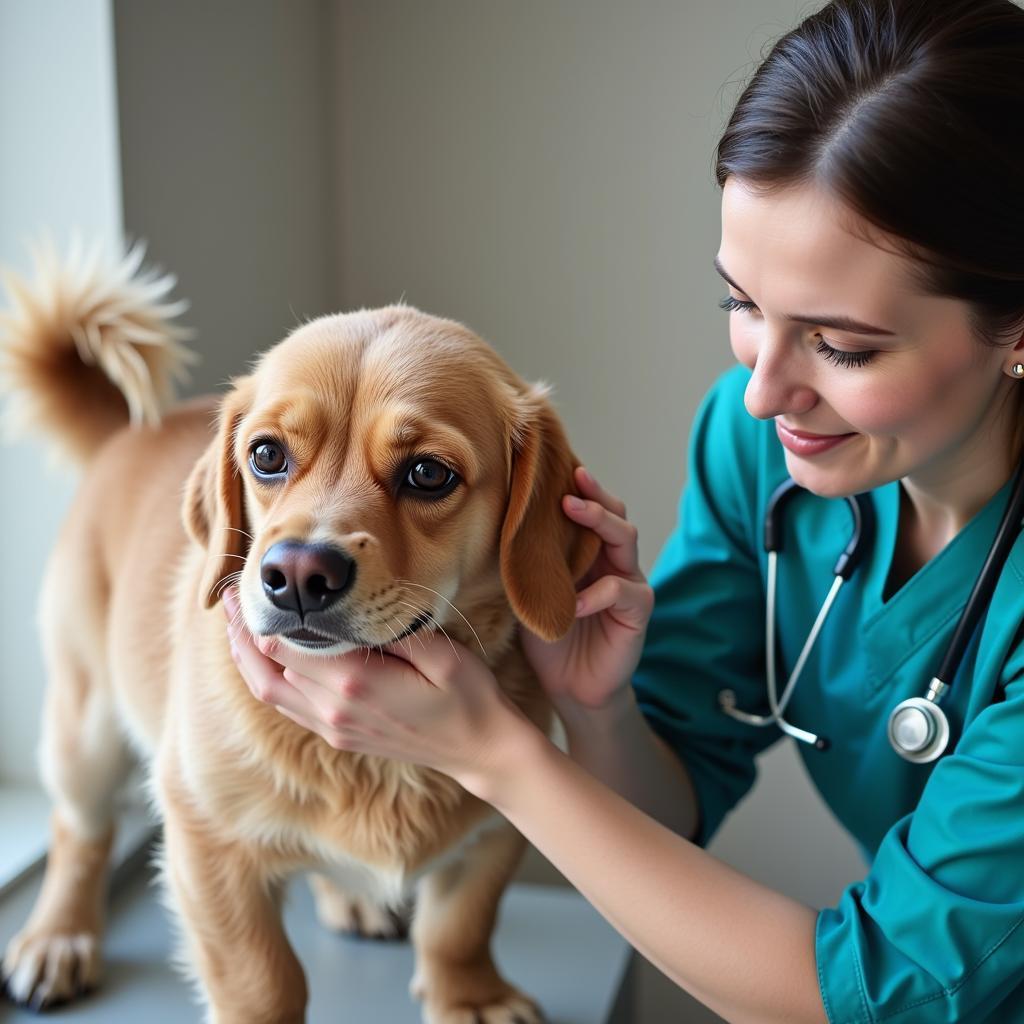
[275,612,434,657]
[280,631,361,657]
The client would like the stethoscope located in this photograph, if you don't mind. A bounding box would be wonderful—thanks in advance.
[718,463,1024,763]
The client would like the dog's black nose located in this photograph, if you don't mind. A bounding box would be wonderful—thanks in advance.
[260,541,355,615]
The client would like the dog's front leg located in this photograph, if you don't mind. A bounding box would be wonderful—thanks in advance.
[1,814,114,1009]
[410,821,544,1024]
[159,784,307,1024]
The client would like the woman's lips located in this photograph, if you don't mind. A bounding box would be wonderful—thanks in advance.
[775,420,857,456]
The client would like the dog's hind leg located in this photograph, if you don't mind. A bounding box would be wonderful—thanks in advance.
[410,821,544,1024]
[1,642,132,1010]
[307,872,411,940]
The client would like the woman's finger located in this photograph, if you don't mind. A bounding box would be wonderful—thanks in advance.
[574,465,627,519]
[574,574,654,631]
[380,630,472,692]
[231,636,367,743]
[273,696,365,753]
[230,632,310,712]
[562,495,641,577]
[274,702,334,740]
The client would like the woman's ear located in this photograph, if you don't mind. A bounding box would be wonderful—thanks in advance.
[182,377,253,609]
[499,384,601,642]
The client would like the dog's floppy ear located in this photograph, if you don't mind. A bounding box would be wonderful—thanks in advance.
[499,384,601,642]
[183,377,253,609]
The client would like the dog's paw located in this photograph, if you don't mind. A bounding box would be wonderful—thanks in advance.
[420,988,546,1024]
[309,875,408,941]
[1,929,101,1010]
[329,895,408,941]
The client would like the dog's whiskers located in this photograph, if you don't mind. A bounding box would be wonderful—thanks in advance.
[394,581,486,658]
[406,616,430,652]
[215,570,244,598]
[379,616,404,649]
[393,601,437,655]
[395,600,461,663]
[381,616,415,660]
[215,573,250,633]
[229,607,251,635]
[430,616,462,663]
[220,526,255,542]
[203,551,247,569]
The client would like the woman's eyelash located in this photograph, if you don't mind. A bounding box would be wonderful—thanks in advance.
[718,295,756,313]
[814,338,875,368]
[718,295,876,368]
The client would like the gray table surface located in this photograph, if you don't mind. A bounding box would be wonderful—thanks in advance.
[0,856,634,1023]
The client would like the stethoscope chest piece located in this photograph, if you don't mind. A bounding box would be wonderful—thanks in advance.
[887,690,951,764]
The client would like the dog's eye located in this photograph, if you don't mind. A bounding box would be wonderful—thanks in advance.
[405,459,455,493]
[250,442,287,477]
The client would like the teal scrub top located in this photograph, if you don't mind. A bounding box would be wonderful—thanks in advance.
[632,365,1024,1024]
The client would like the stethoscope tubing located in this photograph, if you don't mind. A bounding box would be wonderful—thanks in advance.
[934,462,1024,686]
[719,460,1024,762]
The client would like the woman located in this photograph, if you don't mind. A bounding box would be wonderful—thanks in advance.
[226,1,1024,1020]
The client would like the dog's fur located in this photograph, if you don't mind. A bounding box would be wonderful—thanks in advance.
[0,246,598,1023]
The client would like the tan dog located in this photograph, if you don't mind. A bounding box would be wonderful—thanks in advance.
[0,246,598,1023]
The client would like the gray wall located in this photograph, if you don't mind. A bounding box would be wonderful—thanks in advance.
[114,0,337,394]
[0,0,122,781]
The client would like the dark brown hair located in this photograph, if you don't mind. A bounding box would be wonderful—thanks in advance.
[715,0,1024,450]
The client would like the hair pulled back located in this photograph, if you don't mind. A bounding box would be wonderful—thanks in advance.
[716,0,1024,359]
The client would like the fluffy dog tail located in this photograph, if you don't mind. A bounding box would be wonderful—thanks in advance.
[0,238,196,466]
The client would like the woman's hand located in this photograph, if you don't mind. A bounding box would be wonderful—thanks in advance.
[519,466,654,716]
[222,588,539,797]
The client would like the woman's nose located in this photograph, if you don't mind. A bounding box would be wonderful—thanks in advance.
[742,334,817,421]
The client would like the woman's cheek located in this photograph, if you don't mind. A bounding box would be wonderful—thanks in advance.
[833,375,927,438]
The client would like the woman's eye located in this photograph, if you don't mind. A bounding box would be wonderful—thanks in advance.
[814,337,875,368]
[719,293,877,369]
[719,294,758,314]
[405,459,456,493]
[250,441,287,476]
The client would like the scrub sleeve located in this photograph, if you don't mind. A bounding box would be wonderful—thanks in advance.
[632,366,1024,1023]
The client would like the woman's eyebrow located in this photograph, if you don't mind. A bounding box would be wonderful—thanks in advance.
[713,256,897,337]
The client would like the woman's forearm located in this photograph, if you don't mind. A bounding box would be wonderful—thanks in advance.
[553,688,701,841]
[472,729,826,1024]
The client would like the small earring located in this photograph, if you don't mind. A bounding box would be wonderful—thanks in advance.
[1013,362,1024,378]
